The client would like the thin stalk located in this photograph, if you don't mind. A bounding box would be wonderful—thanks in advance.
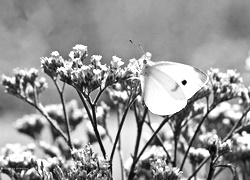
[36,103,69,143]
[223,106,250,141]
[127,107,148,180]
[128,114,173,179]
[146,122,172,161]
[110,93,135,162]
[90,103,107,159]
[117,107,125,180]
[173,131,179,167]
[77,90,93,123]
[207,161,215,180]
[77,90,106,158]
[54,80,73,149]
[93,88,105,105]
[187,157,210,180]
[15,95,69,146]
[180,104,215,170]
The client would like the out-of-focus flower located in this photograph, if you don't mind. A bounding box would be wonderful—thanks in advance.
[86,121,106,144]
[1,68,48,104]
[206,102,244,138]
[189,147,210,165]
[95,101,110,129]
[225,132,250,178]
[45,100,87,140]
[201,133,232,157]
[15,114,46,140]
[39,141,61,158]
[0,143,36,173]
[107,83,129,102]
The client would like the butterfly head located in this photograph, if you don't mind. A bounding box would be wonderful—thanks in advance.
[139,52,153,76]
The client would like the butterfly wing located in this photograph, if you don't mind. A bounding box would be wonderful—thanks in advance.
[151,61,208,99]
[141,65,187,115]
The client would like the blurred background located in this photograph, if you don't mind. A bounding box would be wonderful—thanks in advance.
[1,0,250,112]
[0,0,250,179]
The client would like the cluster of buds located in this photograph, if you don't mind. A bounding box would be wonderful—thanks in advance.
[1,68,47,104]
[41,44,135,95]
[70,144,111,180]
[201,134,232,157]
[15,114,46,140]
[208,68,249,104]
[150,157,183,180]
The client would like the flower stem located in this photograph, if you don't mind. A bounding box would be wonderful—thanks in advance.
[127,107,148,180]
[90,103,107,159]
[128,114,172,180]
[77,90,106,158]
[54,80,73,149]
[180,104,215,170]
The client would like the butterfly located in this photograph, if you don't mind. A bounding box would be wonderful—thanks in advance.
[139,53,209,116]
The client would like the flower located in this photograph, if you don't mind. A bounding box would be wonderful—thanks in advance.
[1,68,48,104]
[41,51,64,79]
[189,147,210,165]
[150,157,183,180]
[110,56,124,69]
[71,144,111,179]
[45,100,87,140]
[86,121,106,144]
[208,68,246,104]
[15,114,46,140]
[69,44,88,63]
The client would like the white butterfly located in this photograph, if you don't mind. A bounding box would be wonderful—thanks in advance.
[139,53,209,116]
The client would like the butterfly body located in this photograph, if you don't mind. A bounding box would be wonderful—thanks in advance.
[140,58,208,115]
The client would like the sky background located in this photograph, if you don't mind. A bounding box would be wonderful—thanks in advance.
[1,0,250,112]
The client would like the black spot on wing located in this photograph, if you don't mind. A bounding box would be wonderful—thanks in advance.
[181,80,187,86]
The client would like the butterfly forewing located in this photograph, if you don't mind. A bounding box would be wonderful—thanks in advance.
[152,61,208,99]
[142,66,187,115]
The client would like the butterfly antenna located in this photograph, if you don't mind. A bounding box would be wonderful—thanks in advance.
[138,43,146,56]
[129,40,145,56]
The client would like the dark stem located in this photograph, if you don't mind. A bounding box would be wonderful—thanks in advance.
[35,103,69,144]
[180,104,215,170]
[90,103,107,159]
[146,122,172,161]
[173,132,179,167]
[110,93,136,162]
[77,90,93,123]
[223,106,250,141]
[187,157,210,180]
[93,88,105,105]
[77,90,106,158]
[54,80,73,149]
[127,114,172,180]
[127,107,148,180]
[207,157,216,180]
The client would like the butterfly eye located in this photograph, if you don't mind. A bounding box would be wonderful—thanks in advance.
[143,59,147,64]
[181,80,187,86]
